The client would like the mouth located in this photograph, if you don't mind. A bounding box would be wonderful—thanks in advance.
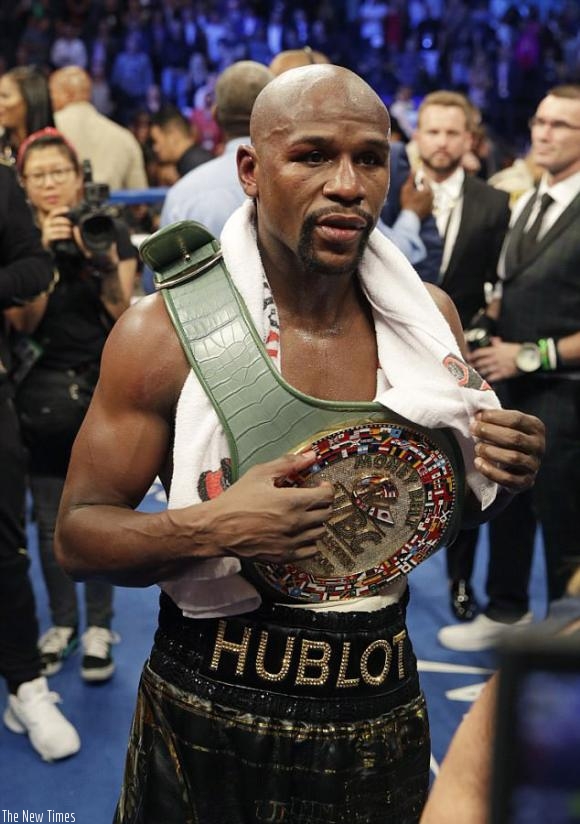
[315,214,369,243]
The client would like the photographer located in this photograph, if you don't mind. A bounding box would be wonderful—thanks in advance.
[7,127,136,683]
[0,158,80,762]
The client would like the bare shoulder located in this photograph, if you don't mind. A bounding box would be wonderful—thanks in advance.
[424,283,467,356]
[100,292,189,414]
[424,283,456,322]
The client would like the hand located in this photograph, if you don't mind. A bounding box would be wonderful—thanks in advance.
[470,409,545,492]
[41,206,74,251]
[203,451,334,564]
[400,172,434,220]
[71,225,120,270]
[468,337,521,382]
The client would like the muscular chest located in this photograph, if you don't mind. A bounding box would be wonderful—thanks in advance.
[279,324,379,402]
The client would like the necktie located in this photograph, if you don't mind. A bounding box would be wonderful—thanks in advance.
[518,193,553,261]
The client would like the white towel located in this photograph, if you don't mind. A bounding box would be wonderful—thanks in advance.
[161,200,501,617]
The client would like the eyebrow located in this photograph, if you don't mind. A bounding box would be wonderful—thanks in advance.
[290,134,391,151]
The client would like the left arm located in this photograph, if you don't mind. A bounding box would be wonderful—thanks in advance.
[426,283,546,524]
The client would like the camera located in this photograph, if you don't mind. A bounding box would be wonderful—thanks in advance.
[465,309,497,351]
[52,160,117,257]
[465,326,491,350]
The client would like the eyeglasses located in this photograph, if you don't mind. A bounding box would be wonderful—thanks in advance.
[23,166,75,187]
[528,116,580,133]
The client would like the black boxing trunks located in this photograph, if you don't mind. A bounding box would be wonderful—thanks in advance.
[113,593,430,824]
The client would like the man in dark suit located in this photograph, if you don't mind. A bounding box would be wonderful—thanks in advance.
[381,141,443,284]
[412,91,511,621]
[440,84,580,651]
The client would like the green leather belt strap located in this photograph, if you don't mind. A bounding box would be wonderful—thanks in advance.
[140,220,458,481]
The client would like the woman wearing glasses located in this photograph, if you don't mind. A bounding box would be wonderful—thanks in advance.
[7,128,136,684]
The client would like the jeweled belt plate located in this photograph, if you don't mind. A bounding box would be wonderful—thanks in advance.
[244,420,462,602]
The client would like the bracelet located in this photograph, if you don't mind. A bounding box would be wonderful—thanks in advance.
[537,337,558,371]
[34,268,60,300]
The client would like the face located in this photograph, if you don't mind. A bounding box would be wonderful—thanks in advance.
[0,75,26,133]
[415,104,472,180]
[22,145,82,214]
[239,77,390,279]
[150,124,174,163]
[530,94,580,182]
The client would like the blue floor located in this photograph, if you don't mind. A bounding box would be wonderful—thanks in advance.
[0,481,548,821]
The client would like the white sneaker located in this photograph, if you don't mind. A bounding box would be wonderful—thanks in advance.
[81,627,120,683]
[3,677,81,761]
[38,626,78,676]
[438,612,534,652]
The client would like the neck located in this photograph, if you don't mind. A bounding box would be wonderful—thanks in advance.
[545,162,580,186]
[261,247,361,333]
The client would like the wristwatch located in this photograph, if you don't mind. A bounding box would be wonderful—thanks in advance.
[515,342,542,373]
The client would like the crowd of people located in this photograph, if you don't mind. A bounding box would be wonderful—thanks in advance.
[0,2,578,823]
[1,1,580,159]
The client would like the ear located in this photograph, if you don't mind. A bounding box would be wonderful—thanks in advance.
[237,144,258,198]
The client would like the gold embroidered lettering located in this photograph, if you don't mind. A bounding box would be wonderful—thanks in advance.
[360,639,392,686]
[392,630,407,679]
[336,641,360,688]
[295,639,331,686]
[255,631,295,683]
[210,619,251,676]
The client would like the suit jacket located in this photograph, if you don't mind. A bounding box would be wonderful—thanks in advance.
[381,141,443,284]
[499,190,580,345]
[439,175,510,328]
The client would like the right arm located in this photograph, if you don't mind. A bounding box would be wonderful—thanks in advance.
[55,294,334,587]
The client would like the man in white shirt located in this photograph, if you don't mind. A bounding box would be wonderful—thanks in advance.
[413,90,511,623]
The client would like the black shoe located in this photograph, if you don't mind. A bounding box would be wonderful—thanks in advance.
[450,580,478,622]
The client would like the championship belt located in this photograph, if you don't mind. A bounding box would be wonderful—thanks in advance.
[141,221,465,604]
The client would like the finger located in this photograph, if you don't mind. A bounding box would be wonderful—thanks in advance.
[474,442,540,475]
[475,409,545,435]
[256,450,318,483]
[286,482,335,509]
[470,410,546,457]
[474,456,537,492]
[473,425,542,459]
[287,518,329,540]
[258,543,321,564]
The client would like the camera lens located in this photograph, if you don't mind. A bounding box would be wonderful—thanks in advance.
[79,214,116,253]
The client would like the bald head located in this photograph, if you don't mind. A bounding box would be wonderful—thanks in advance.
[269,48,330,77]
[214,60,274,138]
[250,65,389,150]
[237,65,391,280]
[49,67,92,111]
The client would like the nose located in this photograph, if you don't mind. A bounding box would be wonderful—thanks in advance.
[322,156,365,203]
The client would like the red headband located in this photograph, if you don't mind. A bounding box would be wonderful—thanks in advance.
[16,126,79,173]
